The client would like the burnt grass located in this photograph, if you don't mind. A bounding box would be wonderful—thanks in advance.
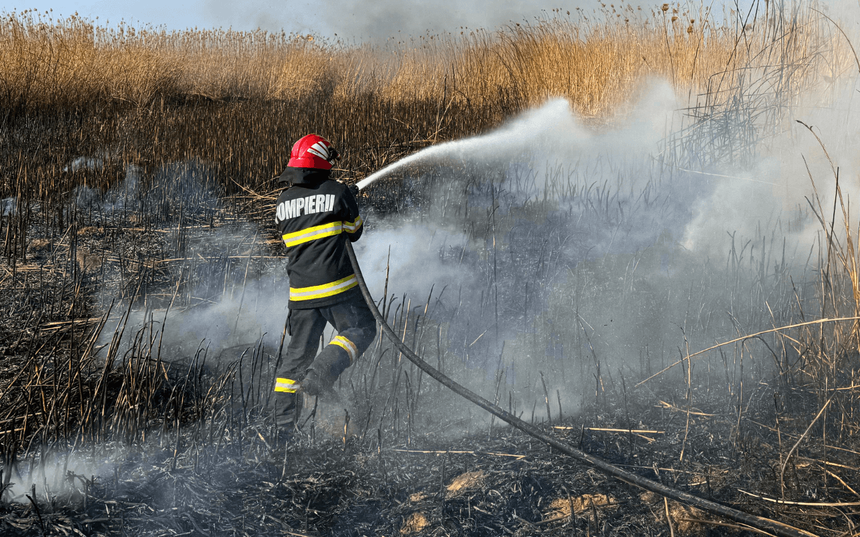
[1,182,859,537]
[0,380,850,537]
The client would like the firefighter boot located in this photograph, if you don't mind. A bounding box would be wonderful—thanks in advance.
[303,342,351,398]
[301,368,342,402]
[274,392,303,430]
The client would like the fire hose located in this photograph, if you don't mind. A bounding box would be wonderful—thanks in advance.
[345,241,817,537]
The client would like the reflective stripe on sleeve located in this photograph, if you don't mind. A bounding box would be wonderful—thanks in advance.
[282,221,343,248]
[290,274,358,302]
[274,377,299,393]
[343,215,363,234]
[330,335,359,363]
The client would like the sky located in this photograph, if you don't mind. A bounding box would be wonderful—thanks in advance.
[2,0,770,42]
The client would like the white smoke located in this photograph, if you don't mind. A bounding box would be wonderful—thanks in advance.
[84,161,290,372]
[349,83,692,419]
[202,0,608,40]
[3,447,121,504]
[349,68,860,421]
[356,225,479,299]
[360,82,679,191]
[681,75,860,258]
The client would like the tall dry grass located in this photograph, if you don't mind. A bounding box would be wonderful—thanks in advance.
[1,4,850,116]
[0,3,848,198]
[0,3,850,259]
[0,4,845,218]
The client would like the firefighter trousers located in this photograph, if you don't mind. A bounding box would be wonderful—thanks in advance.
[273,296,377,399]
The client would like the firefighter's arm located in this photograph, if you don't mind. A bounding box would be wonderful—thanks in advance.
[342,185,364,242]
[348,184,360,199]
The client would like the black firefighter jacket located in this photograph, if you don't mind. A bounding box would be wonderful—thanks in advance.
[274,169,364,310]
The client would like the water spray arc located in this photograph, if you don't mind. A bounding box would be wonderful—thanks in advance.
[356,99,577,191]
[345,241,816,537]
[356,139,464,191]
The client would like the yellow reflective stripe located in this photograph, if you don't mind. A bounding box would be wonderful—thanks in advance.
[290,274,358,302]
[331,335,358,363]
[282,221,343,248]
[274,377,299,393]
[343,215,363,234]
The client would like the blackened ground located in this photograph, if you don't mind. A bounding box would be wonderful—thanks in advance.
[0,380,854,536]
[0,185,858,537]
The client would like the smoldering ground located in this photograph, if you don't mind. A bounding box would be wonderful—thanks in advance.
[6,67,859,534]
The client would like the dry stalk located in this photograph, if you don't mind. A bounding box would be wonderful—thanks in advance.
[637,316,860,387]
[779,394,834,493]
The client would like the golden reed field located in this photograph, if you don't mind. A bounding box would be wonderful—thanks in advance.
[0,3,851,194]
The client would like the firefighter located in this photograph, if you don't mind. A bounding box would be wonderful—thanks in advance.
[272,134,376,428]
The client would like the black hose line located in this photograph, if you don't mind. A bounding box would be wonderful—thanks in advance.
[346,241,817,537]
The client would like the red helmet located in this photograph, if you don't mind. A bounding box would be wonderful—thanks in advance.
[287,134,338,170]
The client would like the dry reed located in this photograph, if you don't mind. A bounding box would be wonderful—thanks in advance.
[1,5,849,116]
